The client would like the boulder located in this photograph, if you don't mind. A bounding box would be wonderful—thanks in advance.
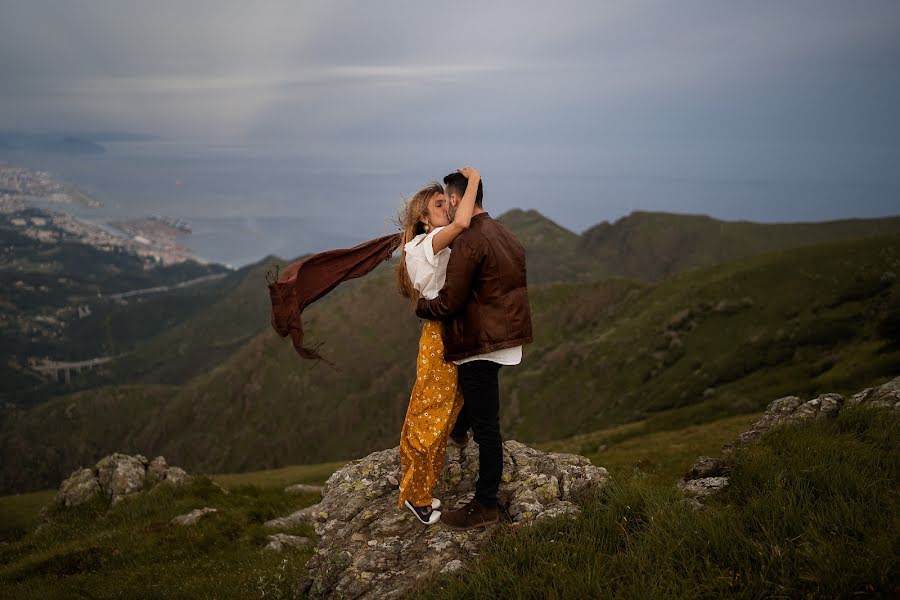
[162,466,192,486]
[171,507,217,526]
[682,456,725,480]
[146,456,168,483]
[302,439,609,599]
[284,483,325,496]
[264,503,323,530]
[678,476,729,498]
[54,452,194,509]
[845,376,900,410]
[679,375,900,499]
[96,453,148,506]
[263,533,313,552]
[55,467,101,508]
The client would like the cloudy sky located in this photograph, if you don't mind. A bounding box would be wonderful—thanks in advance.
[1,1,899,235]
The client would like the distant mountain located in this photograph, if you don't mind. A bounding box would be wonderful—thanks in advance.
[496,209,900,285]
[69,132,160,142]
[0,208,231,405]
[101,256,284,385]
[0,132,105,155]
[496,209,600,284]
[3,232,898,494]
[576,210,900,282]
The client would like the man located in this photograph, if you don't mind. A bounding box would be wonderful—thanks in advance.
[415,170,533,530]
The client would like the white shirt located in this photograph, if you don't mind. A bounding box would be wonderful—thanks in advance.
[453,345,522,366]
[405,226,522,366]
[404,226,450,300]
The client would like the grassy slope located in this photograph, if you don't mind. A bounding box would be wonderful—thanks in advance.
[86,209,900,391]
[0,477,322,600]
[509,232,900,441]
[0,221,232,402]
[1,404,895,599]
[99,255,286,385]
[0,409,748,543]
[10,209,900,395]
[2,233,899,494]
[536,412,760,483]
[579,209,900,282]
[496,209,602,284]
[415,404,900,599]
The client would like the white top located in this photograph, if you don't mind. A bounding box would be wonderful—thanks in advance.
[453,345,522,366]
[405,226,522,367]
[404,226,451,300]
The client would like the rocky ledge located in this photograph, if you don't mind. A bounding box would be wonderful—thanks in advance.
[678,375,900,499]
[271,439,608,599]
[53,452,193,509]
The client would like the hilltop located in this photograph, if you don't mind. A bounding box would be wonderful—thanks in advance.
[2,227,898,494]
[0,377,895,598]
[0,204,230,405]
[499,208,900,284]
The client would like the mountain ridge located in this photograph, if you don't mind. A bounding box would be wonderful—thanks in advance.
[3,230,898,494]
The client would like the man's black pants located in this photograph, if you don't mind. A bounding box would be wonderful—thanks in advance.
[450,360,503,507]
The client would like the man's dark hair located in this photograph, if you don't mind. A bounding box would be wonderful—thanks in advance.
[443,172,483,208]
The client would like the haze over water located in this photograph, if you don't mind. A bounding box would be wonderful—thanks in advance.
[4,136,897,268]
[2,2,898,267]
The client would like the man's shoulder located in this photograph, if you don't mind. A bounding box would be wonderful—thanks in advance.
[478,215,525,251]
[451,217,489,248]
[455,213,523,252]
[465,213,505,238]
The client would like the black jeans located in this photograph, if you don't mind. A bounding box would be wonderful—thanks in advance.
[450,360,503,507]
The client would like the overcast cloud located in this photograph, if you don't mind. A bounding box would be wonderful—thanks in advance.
[1,0,899,232]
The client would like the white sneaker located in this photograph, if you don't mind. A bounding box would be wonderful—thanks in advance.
[432,498,442,510]
[404,500,441,525]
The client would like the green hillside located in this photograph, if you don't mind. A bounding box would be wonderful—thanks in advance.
[1,401,895,598]
[2,232,898,494]
[496,209,601,284]
[579,209,900,282]
[417,404,899,599]
[497,209,900,285]
[23,208,900,393]
[99,256,285,385]
[0,211,232,404]
[508,232,900,441]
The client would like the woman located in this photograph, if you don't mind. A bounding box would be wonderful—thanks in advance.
[394,167,480,525]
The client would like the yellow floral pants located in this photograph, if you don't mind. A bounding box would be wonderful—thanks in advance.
[397,319,465,508]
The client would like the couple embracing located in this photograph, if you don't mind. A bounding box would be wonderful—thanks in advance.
[267,167,532,531]
[394,168,533,529]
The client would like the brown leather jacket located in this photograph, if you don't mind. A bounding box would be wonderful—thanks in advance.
[415,212,533,362]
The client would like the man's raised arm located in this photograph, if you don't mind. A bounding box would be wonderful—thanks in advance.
[416,236,481,320]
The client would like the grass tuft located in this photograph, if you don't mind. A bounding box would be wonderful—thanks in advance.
[414,406,900,599]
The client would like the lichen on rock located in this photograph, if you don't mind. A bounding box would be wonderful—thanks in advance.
[298,439,609,599]
[679,375,900,500]
[53,452,194,509]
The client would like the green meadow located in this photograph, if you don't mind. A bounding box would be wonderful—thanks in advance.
[2,404,896,599]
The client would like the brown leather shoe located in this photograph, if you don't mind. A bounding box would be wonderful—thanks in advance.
[448,433,469,449]
[440,498,499,530]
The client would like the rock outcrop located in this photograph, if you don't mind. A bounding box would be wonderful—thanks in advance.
[54,452,194,508]
[171,507,218,526]
[264,533,313,553]
[264,503,321,530]
[279,439,608,599]
[284,483,324,496]
[678,375,900,498]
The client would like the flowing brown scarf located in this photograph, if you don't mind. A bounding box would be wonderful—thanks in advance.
[266,232,403,363]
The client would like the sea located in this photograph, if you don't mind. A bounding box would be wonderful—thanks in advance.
[3,138,899,269]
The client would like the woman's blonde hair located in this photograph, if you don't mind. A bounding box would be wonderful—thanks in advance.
[395,181,444,300]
